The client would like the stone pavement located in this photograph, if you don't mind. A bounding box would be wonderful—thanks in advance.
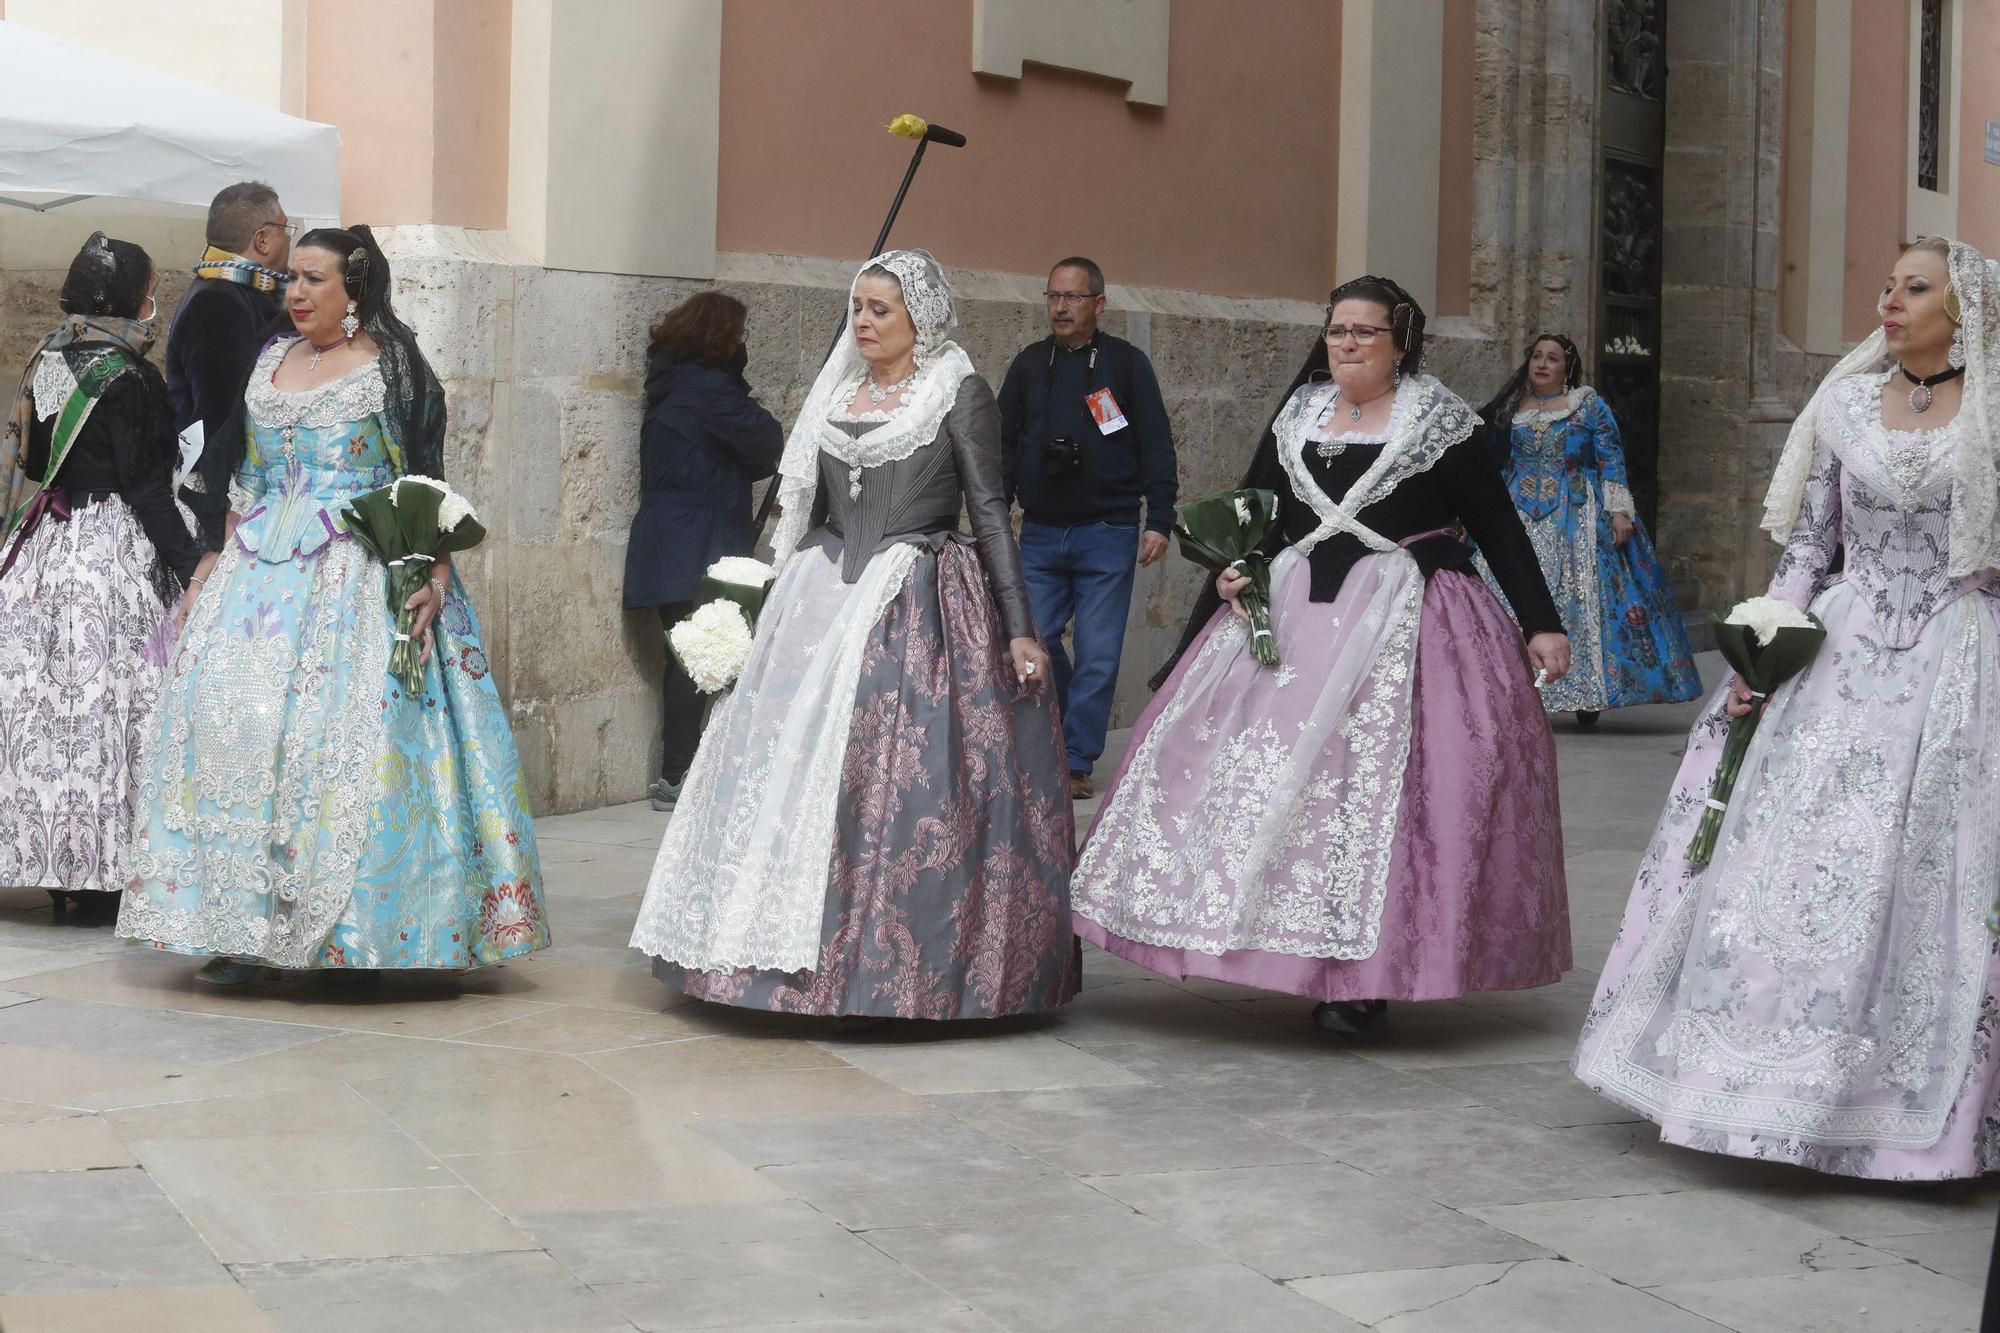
[0,656,1992,1332]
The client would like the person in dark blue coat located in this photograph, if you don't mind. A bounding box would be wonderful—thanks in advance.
[625,291,782,810]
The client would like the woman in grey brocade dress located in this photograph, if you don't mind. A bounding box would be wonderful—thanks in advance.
[629,249,1079,1020]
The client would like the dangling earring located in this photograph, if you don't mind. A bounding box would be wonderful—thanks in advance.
[1949,322,1967,371]
[1393,365,1403,391]
[341,301,360,339]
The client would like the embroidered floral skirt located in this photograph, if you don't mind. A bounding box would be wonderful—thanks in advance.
[1480,489,1702,714]
[0,498,173,894]
[646,541,1080,1018]
[1073,554,1570,1003]
[1574,582,2000,1180]
[116,536,549,969]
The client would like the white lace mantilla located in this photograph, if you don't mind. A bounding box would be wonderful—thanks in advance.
[30,351,77,421]
[1272,375,1477,557]
[244,338,388,431]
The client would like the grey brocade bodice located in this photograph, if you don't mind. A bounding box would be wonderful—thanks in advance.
[1770,372,1995,650]
[803,373,1035,641]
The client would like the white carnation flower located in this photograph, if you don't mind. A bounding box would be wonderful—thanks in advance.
[1233,496,1251,525]
[1724,594,1814,646]
[707,555,776,587]
[438,488,478,533]
[669,600,756,693]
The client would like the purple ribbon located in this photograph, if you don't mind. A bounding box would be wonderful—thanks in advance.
[0,487,71,581]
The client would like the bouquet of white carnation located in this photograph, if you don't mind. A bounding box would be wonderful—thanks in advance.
[667,555,778,694]
[1685,595,1825,864]
[341,475,486,695]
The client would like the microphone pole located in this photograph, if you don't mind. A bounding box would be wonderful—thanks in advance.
[752,116,968,534]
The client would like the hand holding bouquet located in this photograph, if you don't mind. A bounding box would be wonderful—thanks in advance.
[669,556,776,693]
[341,476,487,695]
[1175,489,1284,666]
[1685,596,1825,865]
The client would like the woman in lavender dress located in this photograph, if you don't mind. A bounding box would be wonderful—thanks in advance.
[1071,276,1574,1034]
[629,250,1077,1020]
[1574,237,2000,1180]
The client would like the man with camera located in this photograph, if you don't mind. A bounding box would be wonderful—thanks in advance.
[1000,257,1178,800]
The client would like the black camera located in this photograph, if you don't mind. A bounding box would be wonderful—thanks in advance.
[1041,436,1082,477]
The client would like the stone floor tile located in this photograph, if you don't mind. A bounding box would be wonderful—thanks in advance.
[444,1125,786,1215]
[1650,1262,1980,1333]
[1093,1161,1546,1280]
[529,1198,963,1328]
[686,1316,1002,1333]
[0,1112,135,1170]
[1873,1228,1995,1286]
[589,1061,928,1121]
[0,1283,277,1332]
[128,1129,451,1200]
[0,993,330,1065]
[0,942,98,982]
[1415,1060,1638,1128]
[16,954,561,1038]
[1748,1176,2000,1240]
[0,987,35,1007]
[1467,1191,1898,1288]
[1289,1106,1695,1208]
[1330,1001,1585,1070]
[0,1098,75,1126]
[178,1185,536,1263]
[104,1084,398,1143]
[1293,1258,1730,1332]
[348,1051,646,1156]
[474,960,688,1013]
[1052,978,1300,1049]
[234,1251,633,1332]
[822,1029,1147,1095]
[0,1167,226,1292]
[0,1040,190,1105]
[454,1001,712,1052]
[930,1083,1324,1176]
[591,1032,849,1077]
[1083,1037,1479,1130]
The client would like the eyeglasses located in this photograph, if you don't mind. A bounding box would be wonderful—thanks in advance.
[259,219,299,240]
[1044,291,1097,306]
[1323,323,1389,343]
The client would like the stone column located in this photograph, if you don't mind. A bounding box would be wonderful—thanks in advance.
[1654,0,1791,615]
[1338,0,1445,314]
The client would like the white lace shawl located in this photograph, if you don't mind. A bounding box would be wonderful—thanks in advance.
[1271,374,1480,557]
[770,249,975,565]
[1764,238,2000,577]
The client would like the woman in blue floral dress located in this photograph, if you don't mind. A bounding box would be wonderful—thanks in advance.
[1476,334,1701,723]
[117,226,548,982]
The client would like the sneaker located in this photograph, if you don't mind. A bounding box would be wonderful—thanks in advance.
[649,778,682,812]
[1069,773,1094,800]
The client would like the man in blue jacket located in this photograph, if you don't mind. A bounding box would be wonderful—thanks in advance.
[1000,257,1177,800]
[165,182,293,549]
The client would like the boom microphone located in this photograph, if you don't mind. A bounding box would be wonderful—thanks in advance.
[921,123,968,148]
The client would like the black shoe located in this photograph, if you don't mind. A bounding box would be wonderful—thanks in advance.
[1312,999,1388,1035]
[649,778,683,812]
[1575,710,1601,729]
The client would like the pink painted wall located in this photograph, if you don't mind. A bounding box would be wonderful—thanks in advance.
[307,0,509,229]
[1435,0,1477,317]
[1842,0,1908,340]
[714,0,1343,299]
[1957,0,2000,258]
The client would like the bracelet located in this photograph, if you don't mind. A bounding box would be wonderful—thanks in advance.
[430,577,447,596]
[187,575,207,588]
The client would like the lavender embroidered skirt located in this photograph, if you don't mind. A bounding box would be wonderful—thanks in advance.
[1074,561,1571,1002]
[653,542,1081,1018]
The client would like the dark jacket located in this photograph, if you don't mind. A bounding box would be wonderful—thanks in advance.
[998,330,1177,534]
[623,352,784,608]
[165,277,286,546]
[25,346,202,585]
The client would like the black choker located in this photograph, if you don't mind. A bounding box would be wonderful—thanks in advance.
[1900,362,1964,413]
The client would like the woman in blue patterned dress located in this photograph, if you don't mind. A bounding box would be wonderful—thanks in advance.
[117,226,549,983]
[1475,334,1701,723]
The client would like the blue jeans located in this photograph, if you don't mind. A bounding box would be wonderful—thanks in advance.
[1019,520,1138,775]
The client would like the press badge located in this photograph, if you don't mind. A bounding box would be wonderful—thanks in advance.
[1087,388,1129,434]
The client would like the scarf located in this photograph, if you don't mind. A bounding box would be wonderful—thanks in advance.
[5,314,156,505]
[193,245,288,296]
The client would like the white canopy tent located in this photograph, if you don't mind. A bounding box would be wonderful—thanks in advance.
[0,19,340,221]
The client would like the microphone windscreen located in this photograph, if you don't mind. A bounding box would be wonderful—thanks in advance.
[922,124,968,148]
